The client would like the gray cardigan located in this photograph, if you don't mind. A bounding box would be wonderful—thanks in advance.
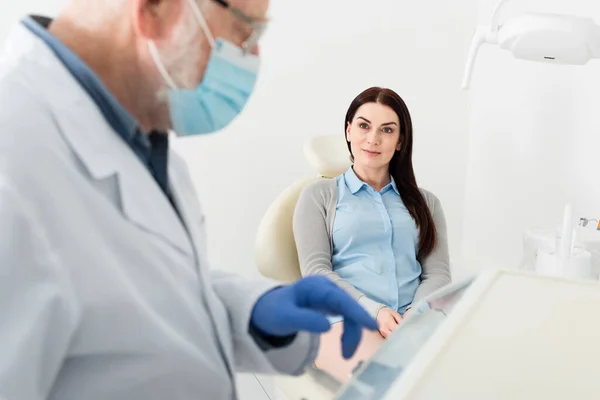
[293,178,452,318]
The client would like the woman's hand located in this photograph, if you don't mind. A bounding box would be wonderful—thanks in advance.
[376,307,402,338]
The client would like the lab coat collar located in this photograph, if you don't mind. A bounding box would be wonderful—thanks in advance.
[168,157,206,261]
[8,22,195,258]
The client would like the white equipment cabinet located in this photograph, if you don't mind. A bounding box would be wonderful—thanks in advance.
[333,270,600,400]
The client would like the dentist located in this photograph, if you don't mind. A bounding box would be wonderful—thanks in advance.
[0,0,378,399]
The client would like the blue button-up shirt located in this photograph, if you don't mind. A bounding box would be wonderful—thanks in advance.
[22,16,171,200]
[332,167,422,314]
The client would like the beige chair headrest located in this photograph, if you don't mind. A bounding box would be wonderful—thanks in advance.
[304,134,351,178]
[254,177,322,282]
[255,134,351,283]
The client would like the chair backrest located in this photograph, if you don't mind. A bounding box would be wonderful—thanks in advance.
[254,134,350,282]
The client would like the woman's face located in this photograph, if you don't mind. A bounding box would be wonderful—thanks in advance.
[346,102,401,171]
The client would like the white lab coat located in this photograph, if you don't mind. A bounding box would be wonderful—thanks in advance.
[0,23,318,400]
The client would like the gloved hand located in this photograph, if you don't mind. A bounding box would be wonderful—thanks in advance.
[250,276,379,359]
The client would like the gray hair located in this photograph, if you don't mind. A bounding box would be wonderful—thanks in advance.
[101,0,208,13]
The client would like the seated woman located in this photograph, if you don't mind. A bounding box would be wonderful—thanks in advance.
[293,86,451,383]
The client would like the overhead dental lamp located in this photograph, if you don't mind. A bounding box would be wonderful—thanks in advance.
[461,0,600,89]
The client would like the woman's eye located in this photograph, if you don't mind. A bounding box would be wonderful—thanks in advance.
[359,123,368,129]
[383,127,394,133]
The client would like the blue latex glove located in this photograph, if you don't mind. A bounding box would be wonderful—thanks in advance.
[250,276,379,359]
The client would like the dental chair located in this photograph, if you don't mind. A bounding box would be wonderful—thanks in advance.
[254,134,351,400]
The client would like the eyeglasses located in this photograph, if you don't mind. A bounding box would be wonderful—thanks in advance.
[211,0,269,53]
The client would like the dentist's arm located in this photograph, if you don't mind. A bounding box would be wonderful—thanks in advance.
[209,271,378,374]
[208,268,321,376]
[0,185,80,399]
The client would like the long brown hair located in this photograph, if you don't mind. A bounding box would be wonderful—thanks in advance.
[344,87,436,260]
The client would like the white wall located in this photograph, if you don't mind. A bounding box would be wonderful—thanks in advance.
[0,1,477,280]
[460,0,600,273]
[0,2,66,40]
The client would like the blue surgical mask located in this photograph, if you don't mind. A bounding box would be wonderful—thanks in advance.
[148,1,260,136]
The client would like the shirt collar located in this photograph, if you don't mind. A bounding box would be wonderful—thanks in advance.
[344,166,399,195]
[22,16,145,148]
[388,175,400,195]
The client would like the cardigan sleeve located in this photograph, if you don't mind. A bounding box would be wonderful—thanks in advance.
[412,190,452,304]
